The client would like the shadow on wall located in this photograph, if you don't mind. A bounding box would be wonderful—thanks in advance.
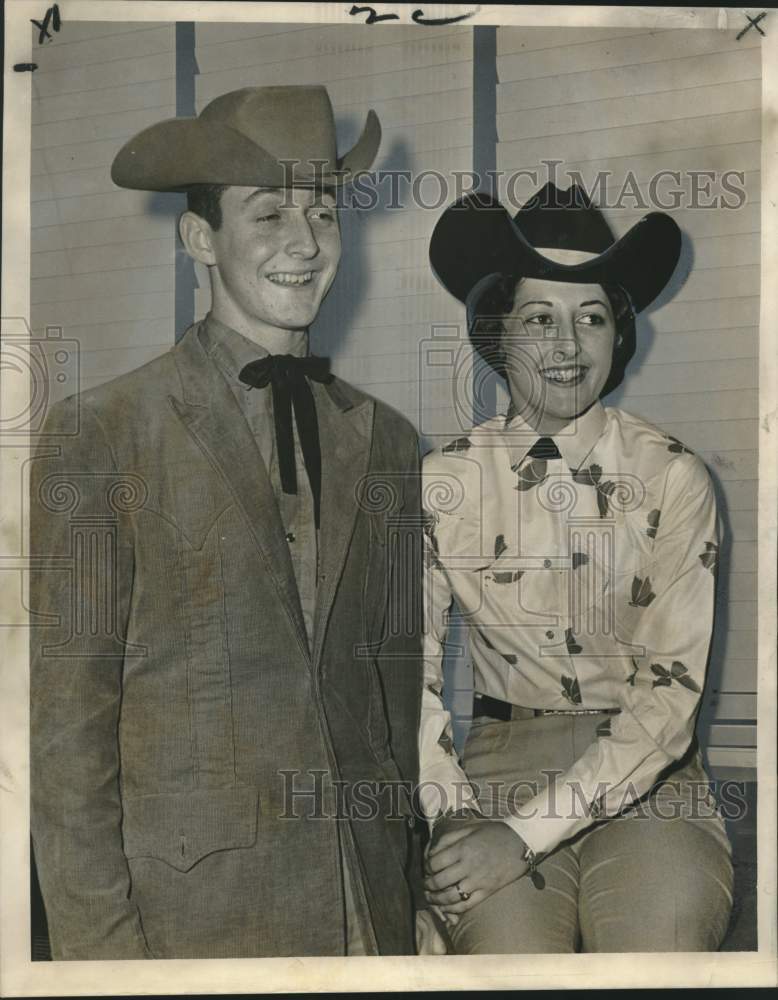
[144,190,195,343]
[606,226,694,407]
[698,463,735,753]
[314,132,415,367]
[607,232,733,756]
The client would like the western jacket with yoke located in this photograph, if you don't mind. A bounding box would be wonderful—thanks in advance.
[29,323,423,959]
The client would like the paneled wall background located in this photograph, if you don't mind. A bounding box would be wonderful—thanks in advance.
[31,21,178,403]
[28,19,760,773]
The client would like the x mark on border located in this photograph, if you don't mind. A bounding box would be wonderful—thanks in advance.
[736,11,767,40]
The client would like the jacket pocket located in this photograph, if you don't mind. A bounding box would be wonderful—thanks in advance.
[122,787,259,873]
[140,461,234,553]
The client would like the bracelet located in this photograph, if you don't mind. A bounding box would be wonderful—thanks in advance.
[522,843,546,890]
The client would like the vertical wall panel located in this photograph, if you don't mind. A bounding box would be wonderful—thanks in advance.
[30,21,178,403]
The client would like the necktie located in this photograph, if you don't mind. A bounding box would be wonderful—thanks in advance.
[527,436,561,460]
[238,354,332,528]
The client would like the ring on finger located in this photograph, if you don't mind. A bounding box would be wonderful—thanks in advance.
[454,881,471,902]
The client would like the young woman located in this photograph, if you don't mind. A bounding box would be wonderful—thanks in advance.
[418,184,733,953]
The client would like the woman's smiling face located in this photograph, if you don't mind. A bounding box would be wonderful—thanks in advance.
[502,277,617,433]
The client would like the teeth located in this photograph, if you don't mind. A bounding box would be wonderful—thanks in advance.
[540,365,585,384]
[267,271,313,286]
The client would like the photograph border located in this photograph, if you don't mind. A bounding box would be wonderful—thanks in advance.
[1,2,776,993]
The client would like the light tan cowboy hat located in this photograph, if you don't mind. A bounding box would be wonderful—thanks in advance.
[111,85,381,191]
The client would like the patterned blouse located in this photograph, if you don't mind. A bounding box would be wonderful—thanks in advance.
[419,400,719,856]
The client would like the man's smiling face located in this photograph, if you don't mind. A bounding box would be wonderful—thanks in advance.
[503,277,617,433]
[205,185,341,340]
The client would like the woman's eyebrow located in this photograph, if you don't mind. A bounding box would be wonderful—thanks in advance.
[517,299,554,308]
[579,300,607,308]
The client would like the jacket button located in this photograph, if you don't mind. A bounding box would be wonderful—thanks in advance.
[286,531,295,543]
[543,558,552,568]
[546,630,554,639]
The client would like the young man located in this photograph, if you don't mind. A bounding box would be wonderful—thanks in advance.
[30,86,425,959]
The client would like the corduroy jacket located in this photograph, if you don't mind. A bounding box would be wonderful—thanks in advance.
[30,323,423,959]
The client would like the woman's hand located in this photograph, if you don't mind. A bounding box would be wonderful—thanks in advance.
[424,820,529,915]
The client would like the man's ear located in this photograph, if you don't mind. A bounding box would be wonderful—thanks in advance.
[179,211,217,266]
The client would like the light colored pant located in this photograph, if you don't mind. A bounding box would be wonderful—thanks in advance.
[449,714,734,954]
[343,856,369,955]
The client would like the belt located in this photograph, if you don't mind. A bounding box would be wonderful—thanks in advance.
[473,693,620,722]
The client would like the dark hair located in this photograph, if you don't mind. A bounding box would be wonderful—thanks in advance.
[185,183,229,230]
[468,274,636,398]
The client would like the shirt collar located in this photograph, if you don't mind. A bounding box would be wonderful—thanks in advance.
[198,312,310,388]
[198,312,271,387]
[502,400,607,472]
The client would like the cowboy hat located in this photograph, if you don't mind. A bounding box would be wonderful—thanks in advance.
[111,85,381,191]
[429,183,682,312]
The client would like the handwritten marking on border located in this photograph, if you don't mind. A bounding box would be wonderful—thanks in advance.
[349,4,398,22]
[736,11,766,40]
[31,3,61,45]
[349,4,477,26]
[411,7,474,25]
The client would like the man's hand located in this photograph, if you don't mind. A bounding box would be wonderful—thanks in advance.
[424,820,529,915]
[428,806,483,852]
[415,908,449,954]
[424,807,483,926]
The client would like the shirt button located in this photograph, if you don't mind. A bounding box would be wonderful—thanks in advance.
[545,630,554,640]
[543,559,552,569]
[286,531,296,543]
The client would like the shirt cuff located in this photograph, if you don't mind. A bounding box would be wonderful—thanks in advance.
[418,762,480,831]
[499,783,600,857]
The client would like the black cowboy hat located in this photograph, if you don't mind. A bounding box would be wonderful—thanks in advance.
[429,183,682,312]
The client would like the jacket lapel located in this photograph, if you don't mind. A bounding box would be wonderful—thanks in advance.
[312,378,374,664]
[169,325,309,658]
